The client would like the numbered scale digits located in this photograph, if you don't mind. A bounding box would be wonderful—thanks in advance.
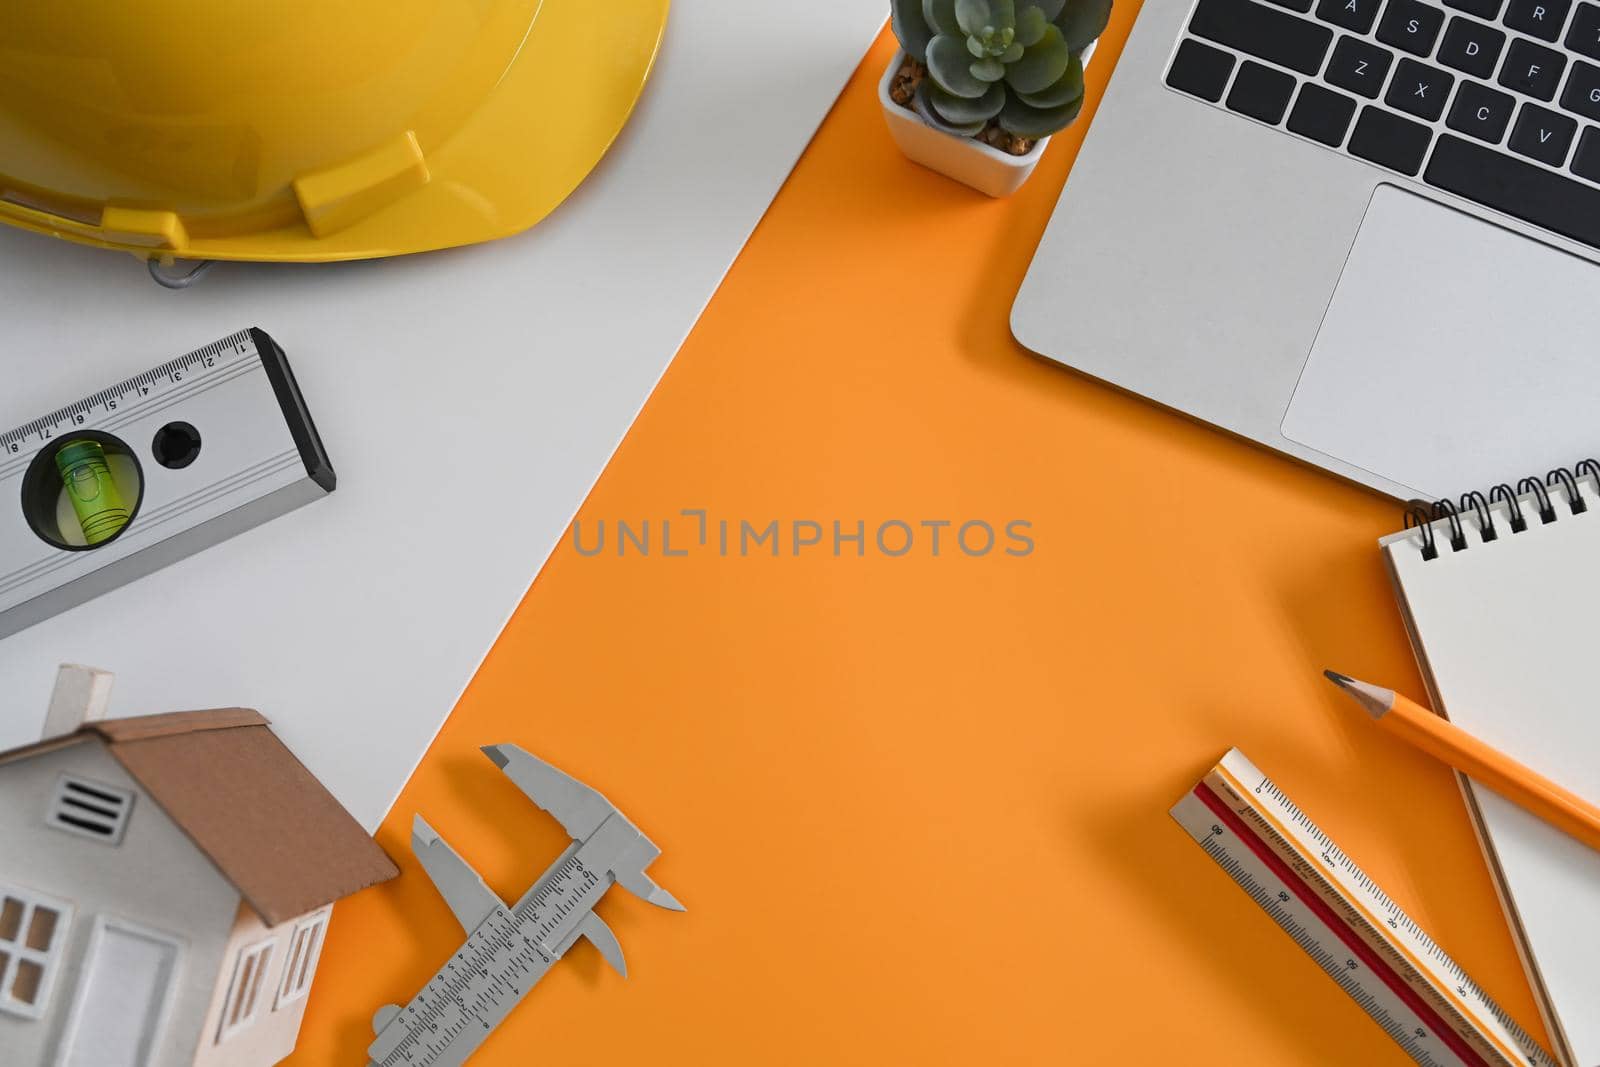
[367,746,684,1067]
[0,334,246,457]
[0,328,335,640]
[1172,750,1555,1067]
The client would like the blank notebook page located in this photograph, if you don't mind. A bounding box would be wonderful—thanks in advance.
[1384,479,1600,1067]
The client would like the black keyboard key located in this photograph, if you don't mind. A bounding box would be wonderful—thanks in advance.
[1386,58,1456,120]
[1326,36,1396,98]
[1265,0,1315,9]
[1510,102,1579,162]
[1167,39,1237,101]
[1349,106,1435,173]
[1317,0,1383,32]
[1445,0,1503,15]
[1504,0,1573,41]
[1572,125,1600,179]
[1378,0,1447,54]
[1570,3,1600,59]
[1227,60,1299,122]
[1500,38,1567,98]
[1190,0,1334,75]
[1426,134,1600,248]
[1562,60,1600,119]
[1439,17,1507,77]
[1448,79,1518,139]
[1288,83,1359,143]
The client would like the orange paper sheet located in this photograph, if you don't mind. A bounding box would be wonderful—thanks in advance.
[292,10,1547,1063]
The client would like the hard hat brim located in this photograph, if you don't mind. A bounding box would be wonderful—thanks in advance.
[1,0,670,263]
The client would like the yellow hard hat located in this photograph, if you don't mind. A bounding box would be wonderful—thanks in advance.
[0,0,668,263]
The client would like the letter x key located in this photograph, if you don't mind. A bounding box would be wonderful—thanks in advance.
[1387,57,1455,120]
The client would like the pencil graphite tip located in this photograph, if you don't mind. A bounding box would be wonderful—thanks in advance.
[1322,669,1394,719]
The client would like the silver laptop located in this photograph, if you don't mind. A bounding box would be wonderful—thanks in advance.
[1013,0,1600,501]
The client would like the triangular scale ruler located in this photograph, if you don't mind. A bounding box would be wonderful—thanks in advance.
[1172,749,1556,1067]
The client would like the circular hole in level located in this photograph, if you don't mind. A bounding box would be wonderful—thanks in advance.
[21,431,145,551]
[151,421,201,470]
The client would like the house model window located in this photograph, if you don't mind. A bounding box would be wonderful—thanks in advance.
[0,683,400,1066]
[46,773,134,845]
[276,910,328,1009]
[0,884,71,1020]
[217,939,273,1043]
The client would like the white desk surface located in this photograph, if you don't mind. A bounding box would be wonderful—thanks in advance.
[0,1,885,829]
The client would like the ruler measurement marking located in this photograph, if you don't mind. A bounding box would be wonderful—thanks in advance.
[376,857,608,1067]
[1195,781,1489,1066]
[0,360,257,480]
[1195,834,1453,1066]
[0,361,263,483]
[0,329,255,456]
[369,778,679,1067]
[1176,754,1554,1067]
[1211,764,1535,1065]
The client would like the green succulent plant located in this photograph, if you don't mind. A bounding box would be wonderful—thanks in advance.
[890,0,1112,139]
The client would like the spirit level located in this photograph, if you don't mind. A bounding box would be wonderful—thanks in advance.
[0,328,333,640]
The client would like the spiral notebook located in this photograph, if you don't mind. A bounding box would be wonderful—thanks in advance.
[1384,461,1600,1067]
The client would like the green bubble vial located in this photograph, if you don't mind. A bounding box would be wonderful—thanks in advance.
[54,440,131,545]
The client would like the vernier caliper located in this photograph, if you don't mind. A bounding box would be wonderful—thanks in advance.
[367,745,684,1066]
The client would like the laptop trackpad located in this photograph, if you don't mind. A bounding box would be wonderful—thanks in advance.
[1281,186,1600,500]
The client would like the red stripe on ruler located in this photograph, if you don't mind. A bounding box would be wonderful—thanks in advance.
[1193,781,1490,1067]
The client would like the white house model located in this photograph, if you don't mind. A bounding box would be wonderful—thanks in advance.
[0,666,398,1067]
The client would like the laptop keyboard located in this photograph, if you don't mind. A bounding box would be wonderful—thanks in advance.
[1165,0,1600,251]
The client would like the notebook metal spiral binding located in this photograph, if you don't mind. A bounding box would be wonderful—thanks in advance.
[1405,459,1600,561]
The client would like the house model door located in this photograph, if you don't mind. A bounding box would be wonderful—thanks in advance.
[55,917,180,1067]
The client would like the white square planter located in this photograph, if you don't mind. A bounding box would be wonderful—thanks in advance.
[878,43,1096,198]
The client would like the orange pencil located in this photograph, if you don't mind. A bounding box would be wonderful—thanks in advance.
[1324,670,1600,857]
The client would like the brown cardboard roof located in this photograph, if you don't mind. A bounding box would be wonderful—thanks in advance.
[0,709,398,926]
